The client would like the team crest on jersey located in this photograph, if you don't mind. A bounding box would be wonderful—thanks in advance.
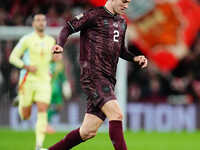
[75,13,83,20]
[113,22,118,28]
[104,19,109,25]
[102,85,111,93]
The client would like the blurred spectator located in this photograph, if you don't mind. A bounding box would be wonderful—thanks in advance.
[0,7,8,25]
[8,68,19,101]
[188,78,200,103]
[46,6,62,27]
[128,83,141,102]
[145,76,167,103]
[0,44,3,96]
[12,13,24,26]
[0,41,13,98]
[48,58,70,124]
[0,0,93,26]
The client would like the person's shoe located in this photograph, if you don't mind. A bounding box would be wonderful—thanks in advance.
[35,146,40,150]
[36,146,48,150]
[35,146,39,150]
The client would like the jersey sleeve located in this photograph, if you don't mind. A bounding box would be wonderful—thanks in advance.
[9,36,27,68]
[57,8,97,47]
[68,8,97,32]
[120,23,135,61]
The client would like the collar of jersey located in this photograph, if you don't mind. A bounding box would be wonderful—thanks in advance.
[33,31,46,39]
[103,6,116,17]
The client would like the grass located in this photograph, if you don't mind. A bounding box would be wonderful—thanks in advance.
[0,128,200,150]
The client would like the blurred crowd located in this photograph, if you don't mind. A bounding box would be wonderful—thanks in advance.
[127,32,200,104]
[0,0,93,26]
[0,0,200,105]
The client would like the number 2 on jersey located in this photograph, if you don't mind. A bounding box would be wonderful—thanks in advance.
[113,30,119,42]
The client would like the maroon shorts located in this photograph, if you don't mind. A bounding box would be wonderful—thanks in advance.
[81,79,116,121]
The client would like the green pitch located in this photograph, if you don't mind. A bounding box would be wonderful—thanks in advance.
[0,128,200,150]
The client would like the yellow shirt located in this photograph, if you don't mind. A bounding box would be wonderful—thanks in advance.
[9,32,55,84]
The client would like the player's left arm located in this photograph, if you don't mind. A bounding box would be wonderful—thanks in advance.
[120,23,148,68]
[120,41,148,68]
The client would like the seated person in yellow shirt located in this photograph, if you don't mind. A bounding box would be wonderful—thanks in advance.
[9,13,61,150]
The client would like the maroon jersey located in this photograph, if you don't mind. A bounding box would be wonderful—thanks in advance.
[58,7,135,85]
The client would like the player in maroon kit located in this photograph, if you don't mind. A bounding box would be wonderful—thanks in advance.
[45,0,147,150]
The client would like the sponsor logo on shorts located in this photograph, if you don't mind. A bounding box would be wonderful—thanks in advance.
[102,85,110,93]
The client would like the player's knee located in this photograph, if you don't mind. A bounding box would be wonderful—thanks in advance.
[22,111,31,120]
[80,128,97,140]
[37,103,48,112]
[37,107,46,112]
[113,111,123,121]
[19,106,31,120]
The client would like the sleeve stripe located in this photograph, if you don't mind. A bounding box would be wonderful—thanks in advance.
[67,21,75,32]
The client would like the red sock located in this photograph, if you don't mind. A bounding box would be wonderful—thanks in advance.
[49,128,83,150]
[109,120,127,150]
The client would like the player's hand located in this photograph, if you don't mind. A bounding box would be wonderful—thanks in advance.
[24,65,37,73]
[133,55,148,68]
[52,45,63,54]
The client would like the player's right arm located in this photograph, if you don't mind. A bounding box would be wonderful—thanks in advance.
[9,36,27,69]
[9,36,37,72]
[53,8,97,54]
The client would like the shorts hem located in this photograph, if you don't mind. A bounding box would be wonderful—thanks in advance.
[85,112,106,121]
[98,96,117,108]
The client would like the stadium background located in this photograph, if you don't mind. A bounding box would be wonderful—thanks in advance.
[0,0,200,150]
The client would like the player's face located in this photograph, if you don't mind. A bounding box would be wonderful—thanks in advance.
[32,14,47,32]
[112,0,131,15]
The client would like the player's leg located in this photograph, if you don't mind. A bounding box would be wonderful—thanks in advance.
[101,100,123,120]
[35,101,49,150]
[18,81,34,120]
[90,80,127,150]
[18,105,32,120]
[101,100,127,150]
[80,113,103,140]
[48,113,104,150]
[34,83,51,150]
